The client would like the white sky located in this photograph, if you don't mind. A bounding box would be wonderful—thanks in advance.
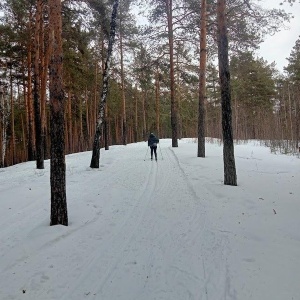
[257,0,300,72]
[133,1,300,73]
[0,139,300,299]
[1,1,297,73]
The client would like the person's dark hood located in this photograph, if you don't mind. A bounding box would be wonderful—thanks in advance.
[150,133,155,138]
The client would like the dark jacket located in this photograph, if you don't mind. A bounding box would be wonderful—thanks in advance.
[148,133,159,147]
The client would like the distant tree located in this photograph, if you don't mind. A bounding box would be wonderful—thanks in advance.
[0,84,10,168]
[132,45,153,139]
[49,0,68,226]
[285,37,300,82]
[165,0,178,147]
[285,36,300,149]
[118,0,135,145]
[230,52,276,139]
[217,0,237,186]
[26,8,36,162]
[144,0,181,147]
[0,2,32,165]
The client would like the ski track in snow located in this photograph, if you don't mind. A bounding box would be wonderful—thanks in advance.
[58,144,220,300]
[0,143,225,300]
[1,140,299,300]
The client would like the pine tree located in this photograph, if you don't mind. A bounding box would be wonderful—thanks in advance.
[90,0,119,168]
[49,0,68,226]
[33,0,44,169]
[217,0,237,186]
[198,0,207,157]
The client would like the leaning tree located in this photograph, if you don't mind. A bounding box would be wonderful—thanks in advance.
[90,0,119,168]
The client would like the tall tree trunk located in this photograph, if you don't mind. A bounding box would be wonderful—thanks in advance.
[41,2,50,159]
[79,92,84,151]
[142,90,147,139]
[67,90,72,153]
[104,105,109,150]
[0,86,9,167]
[176,48,182,139]
[74,114,78,151]
[120,26,127,145]
[114,116,119,144]
[86,93,90,137]
[0,92,3,167]
[90,0,119,168]
[287,84,294,142]
[134,87,138,142]
[198,0,207,157]
[64,99,69,154]
[166,0,178,147]
[49,0,68,226]
[21,114,26,160]
[10,64,15,165]
[92,63,98,143]
[233,93,238,139]
[33,0,44,169]
[295,87,300,148]
[27,25,36,161]
[217,0,237,186]
[155,68,160,137]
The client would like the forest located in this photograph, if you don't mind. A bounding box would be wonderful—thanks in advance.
[1,1,300,295]
[0,0,299,169]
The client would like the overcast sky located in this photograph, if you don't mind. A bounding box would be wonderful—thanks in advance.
[0,1,298,73]
[257,0,300,72]
[133,1,300,74]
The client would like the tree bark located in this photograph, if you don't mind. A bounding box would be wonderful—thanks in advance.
[79,92,84,151]
[90,0,119,168]
[134,87,138,142]
[33,0,44,169]
[119,23,127,145]
[217,0,237,186]
[67,89,72,153]
[27,23,36,161]
[155,67,160,137]
[166,0,178,147]
[142,90,147,139]
[49,0,68,226]
[104,105,109,150]
[10,63,15,165]
[0,86,10,168]
[198,0,207,157]
[40,1,50,159]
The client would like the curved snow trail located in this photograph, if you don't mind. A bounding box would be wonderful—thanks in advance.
[0,141,232,300]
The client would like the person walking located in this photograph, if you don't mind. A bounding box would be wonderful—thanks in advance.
[148,133,159,161]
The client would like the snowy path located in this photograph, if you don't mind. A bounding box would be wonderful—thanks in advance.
[61,143,228,300]
[0,139,300,300]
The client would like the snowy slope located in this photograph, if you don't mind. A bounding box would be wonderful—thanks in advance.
[0,139,299,300]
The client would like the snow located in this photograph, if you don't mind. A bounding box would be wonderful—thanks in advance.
[0,138,299,300]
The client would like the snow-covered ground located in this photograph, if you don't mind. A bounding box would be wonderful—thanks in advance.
[0,139,299,300]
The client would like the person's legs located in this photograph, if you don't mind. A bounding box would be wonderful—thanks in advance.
[150,146,154,160]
